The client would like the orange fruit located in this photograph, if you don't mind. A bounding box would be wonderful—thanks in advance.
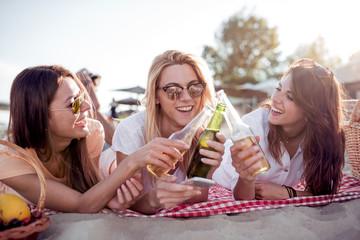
[0,193,31,224]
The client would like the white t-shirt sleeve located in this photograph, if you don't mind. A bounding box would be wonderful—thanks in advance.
[111,111,146,155]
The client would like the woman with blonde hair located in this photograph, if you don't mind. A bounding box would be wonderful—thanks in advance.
[110,50,225,214]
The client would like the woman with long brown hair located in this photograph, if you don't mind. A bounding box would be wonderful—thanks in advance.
[0,65,188,212]
[213,58,345,200]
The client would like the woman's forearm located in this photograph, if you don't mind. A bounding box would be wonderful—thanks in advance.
[130,192,159,215]
[77,158,139,212]
[233,178,256,200]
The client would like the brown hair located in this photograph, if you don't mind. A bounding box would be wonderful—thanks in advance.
[262,58,345,195]
[8,65,99,193]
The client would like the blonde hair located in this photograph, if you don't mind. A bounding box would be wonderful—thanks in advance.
[143,50,216,144]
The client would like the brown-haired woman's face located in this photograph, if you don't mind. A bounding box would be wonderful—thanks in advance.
[48,77,91,150]
[269,74,306,130]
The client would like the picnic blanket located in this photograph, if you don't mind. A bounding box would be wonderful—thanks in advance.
[111,173,360,218]
[39,173,360,218]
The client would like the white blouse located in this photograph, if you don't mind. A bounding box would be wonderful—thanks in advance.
[111,111,186,196]
[212,108,305,191]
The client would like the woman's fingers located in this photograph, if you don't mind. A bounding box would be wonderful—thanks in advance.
[230,139,263,178]
[133,137,190,169]
[115,174,144,208]
[215,133,226,144]
[194,134,226,168]
[129,177,143,192]
[154,177,202,209]
[116,188,126,206]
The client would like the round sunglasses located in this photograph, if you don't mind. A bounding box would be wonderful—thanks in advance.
[159,82,206,100]
[50,91,86,115]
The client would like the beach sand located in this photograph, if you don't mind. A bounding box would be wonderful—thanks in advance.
[38,157,360,240]
[38,198,360,240]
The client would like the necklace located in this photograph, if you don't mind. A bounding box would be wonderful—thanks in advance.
[283,132,305,144]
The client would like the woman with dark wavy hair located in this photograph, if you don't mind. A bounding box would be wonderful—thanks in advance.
[213,58,345,200]
[0,65,188,212]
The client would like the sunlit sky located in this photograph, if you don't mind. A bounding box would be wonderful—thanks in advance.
[1,0,360,115]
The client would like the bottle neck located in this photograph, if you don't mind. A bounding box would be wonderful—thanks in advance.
[206,110,224,132]
[217,90,251,140]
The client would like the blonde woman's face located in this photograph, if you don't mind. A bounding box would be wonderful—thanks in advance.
[156,64,203,134]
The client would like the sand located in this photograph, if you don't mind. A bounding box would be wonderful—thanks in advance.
[37,156,360,240]
[38,199,360,240]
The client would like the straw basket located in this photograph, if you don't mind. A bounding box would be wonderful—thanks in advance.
[342,100,360,180]
[0,140,51,240]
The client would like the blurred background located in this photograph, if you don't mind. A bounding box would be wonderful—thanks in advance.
[1,0,360,137]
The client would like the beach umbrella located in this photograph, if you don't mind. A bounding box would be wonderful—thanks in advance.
[113,86,145,94]
[115,97,140,106]
[0,102,9,110]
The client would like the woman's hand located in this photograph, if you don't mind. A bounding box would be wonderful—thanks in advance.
[107,173,143,210]
[230,136,263,182]
[127,137,190,170]
[255,181,289,200]
[200,133,226,178]
[147,175,202,210]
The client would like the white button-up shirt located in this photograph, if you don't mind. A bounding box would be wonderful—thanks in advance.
[212,108,305,191]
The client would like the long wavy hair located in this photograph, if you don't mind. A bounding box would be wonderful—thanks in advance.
[262,58,345,195]
[143,50,216,172]
[8,65,99,193]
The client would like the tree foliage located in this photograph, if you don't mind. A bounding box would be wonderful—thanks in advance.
[202,9,281,85]
[286,35,342,68]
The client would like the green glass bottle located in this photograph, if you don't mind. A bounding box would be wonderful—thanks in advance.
[187,103,226,178]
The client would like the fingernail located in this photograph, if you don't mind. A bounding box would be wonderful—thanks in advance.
[185,186,194,190]
[196,191,202,195]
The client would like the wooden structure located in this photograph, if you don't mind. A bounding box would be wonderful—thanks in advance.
[334,55,360,99]
[219,79,278,114]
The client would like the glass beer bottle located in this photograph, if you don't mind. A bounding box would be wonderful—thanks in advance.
[146,104,214,178]
[217,90,270,176]
[187,103,226,178]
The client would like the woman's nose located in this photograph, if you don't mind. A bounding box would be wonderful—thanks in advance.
[81,99,92,112]
[179,88,192,101]
[271,91,282,103]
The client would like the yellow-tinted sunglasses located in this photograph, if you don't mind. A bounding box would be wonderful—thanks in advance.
[50,91,85,115]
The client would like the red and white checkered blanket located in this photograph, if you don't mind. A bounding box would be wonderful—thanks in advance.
[111,173,360,218]
[39,173,360,218]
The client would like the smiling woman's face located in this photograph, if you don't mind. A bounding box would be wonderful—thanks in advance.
[156,64,203,135]
[269,74,306,131]
[48,77,91,149]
